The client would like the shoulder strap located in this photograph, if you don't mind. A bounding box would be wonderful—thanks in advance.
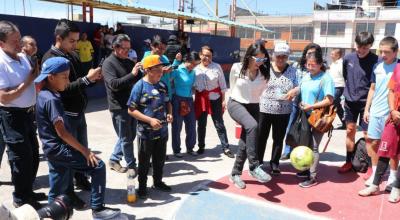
[321,127,333,153]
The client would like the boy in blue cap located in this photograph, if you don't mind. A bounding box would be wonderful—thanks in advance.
[35,57,121,219]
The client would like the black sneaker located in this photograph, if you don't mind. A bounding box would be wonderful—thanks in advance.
[92,206,121,219]
[223,148,234,158]
[296,170,310,178]
[137,187,148,199]
[299,178,318,188]
[68,192,87,210]
[270,162,281,176]
[13,199,42,210]
[197,147,205,154]
[152,182,172,192]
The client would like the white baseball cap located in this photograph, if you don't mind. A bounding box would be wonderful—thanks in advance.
[274,43,290,56]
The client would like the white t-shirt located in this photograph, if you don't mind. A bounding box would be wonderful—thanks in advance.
[194,62,228,100]
[229,62,267,104]
[0,48,36,108]
[328,58,345,88]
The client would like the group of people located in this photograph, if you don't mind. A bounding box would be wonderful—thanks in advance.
[0,16,400,220]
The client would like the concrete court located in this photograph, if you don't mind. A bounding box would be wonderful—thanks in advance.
[0,95,368,220]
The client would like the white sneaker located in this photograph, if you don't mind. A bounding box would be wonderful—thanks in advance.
[389,187,400,203]
[359,185,379,197]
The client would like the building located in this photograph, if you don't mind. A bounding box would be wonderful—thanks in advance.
[313,0,400,60]
[235,14,313,61]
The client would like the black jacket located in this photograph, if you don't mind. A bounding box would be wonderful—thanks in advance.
[102,53,142,111]
[42,46,93,116]
[165,39,181,64]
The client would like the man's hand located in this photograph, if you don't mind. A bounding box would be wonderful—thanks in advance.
[167,114,173,123]
[87,67,102,82]
[149,118,162,130]
[132,62,142,76]
[162,66,173,74]
[84,150,100,167]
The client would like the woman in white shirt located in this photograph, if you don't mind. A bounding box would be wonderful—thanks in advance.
[257,43,299,175]
[328,49,345,129]
[227,43,272,189]
[194,46,233,158]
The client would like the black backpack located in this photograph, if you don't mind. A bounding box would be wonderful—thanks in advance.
[352,138,371,173]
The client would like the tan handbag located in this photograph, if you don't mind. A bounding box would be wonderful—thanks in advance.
[307,79,337,133]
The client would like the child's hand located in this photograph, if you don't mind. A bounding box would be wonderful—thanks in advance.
[84,150,100,167]
[167,114,173,123]
[149,118,162,130]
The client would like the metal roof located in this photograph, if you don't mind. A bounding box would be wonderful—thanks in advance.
[39,0,271,32]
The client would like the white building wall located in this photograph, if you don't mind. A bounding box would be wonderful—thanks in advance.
[313,7,400,52]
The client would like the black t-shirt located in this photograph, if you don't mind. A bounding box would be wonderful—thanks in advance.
[343,52,379,102]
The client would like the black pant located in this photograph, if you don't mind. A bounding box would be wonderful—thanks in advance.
[137,137,167,189]
[197,98,229,149]
[227,100,260,175]
[334,87,345,124]
[0,108,39,203]
[257,113,290,166]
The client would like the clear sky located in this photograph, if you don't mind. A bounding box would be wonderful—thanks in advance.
[0,0,330,25]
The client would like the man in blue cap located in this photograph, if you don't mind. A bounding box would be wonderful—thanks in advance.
[35,57,121,219]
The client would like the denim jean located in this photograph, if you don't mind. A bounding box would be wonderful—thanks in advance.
[197,98,229,149]
[227,99,260,175]
[0,108,39,204]
[64,114,89,192]
[283,103,299,156]
[109,109,137,169]
[47,145,106,210]
[172,95,196,153]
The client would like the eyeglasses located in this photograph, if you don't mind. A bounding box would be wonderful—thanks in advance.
[252,56,268,63]
[118,46,130,51]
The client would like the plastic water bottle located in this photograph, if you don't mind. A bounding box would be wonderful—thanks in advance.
[127,169,136,203]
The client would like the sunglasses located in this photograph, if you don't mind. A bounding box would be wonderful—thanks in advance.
[252,56,268,63]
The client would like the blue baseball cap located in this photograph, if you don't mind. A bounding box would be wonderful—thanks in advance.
[34,57,70,83]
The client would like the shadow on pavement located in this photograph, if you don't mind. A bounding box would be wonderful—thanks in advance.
[33,174,49,190]
[307,202,332,212]
[163,162,208,178]
[319,152,346,162]
[105,179,211,208]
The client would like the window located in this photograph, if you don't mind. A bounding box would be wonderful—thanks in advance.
[291,26,313,40]
[261,27,284,39]
[236,28,254,39]
[355,23,375,34]
[320,22,346,36]
[385,23,396,36]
